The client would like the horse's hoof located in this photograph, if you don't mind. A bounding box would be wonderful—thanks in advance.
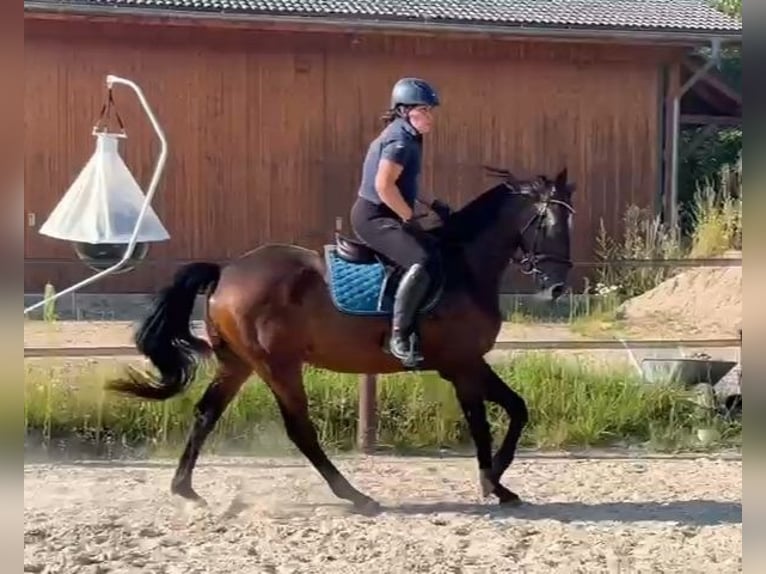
[353,497,382,516]
[497,490,523,507]
[479,474,495,498]
[171,482,206,505]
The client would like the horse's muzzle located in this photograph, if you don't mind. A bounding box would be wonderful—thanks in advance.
[535,282,565,302]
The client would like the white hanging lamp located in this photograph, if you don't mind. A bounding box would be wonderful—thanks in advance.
[38,86,170,273]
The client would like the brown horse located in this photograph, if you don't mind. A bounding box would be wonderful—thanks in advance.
[106,167,576,513]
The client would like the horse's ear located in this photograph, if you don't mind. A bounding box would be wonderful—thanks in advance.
[483,165,517,183]
[555,167,568,187]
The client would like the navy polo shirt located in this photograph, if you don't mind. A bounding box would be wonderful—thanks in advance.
[357,117,423,208]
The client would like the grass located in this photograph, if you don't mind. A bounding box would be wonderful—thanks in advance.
[567,310,623,338]
[24,354,741,459]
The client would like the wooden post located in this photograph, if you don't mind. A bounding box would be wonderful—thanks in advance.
[357,374,377,453]
[663,62,681,225]
[336,215,378,453]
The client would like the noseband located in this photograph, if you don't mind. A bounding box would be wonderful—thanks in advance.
[507,185,575,282]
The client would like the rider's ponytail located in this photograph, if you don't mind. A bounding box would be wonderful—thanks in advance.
[380,105,412,126]
[380,108,398,126]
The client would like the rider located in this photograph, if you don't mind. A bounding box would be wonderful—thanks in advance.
[350,77,452,368]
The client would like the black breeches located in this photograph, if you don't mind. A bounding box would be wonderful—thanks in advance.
[350,197,432,269]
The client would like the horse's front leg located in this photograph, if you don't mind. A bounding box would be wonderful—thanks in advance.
[481,360,528,491]
[442,365,521,505]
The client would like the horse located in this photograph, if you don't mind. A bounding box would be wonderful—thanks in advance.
[105,166,576,514]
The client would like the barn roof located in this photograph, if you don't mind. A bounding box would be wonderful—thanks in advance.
[25,0,742,40]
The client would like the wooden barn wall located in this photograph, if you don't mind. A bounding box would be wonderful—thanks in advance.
[24,18,677,294]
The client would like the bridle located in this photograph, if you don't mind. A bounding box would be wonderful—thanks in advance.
[505,182,575,282]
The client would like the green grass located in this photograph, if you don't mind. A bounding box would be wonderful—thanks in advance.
[24,354,741,458]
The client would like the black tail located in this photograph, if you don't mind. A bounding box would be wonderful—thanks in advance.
[105,262,222,400]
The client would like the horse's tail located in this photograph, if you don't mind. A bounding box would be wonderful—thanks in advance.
[105,262,222,401]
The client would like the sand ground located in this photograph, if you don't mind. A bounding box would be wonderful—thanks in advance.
[24,454,742,573]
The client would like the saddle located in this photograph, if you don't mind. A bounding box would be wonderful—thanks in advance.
[334,233,381,265]
[325,232,444,317]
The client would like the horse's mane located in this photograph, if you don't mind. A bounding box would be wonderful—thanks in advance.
[436,166,540,244]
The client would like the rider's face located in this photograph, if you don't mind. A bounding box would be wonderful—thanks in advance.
[408,106,435,134]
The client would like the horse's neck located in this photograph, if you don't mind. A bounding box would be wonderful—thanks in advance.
[445,192,521,312]
[461,223,518,300]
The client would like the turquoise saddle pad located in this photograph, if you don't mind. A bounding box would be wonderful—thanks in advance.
[324,245,391,316]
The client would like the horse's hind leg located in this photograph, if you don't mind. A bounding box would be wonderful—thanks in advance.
[171,346,252,502]
[259,358,380,514]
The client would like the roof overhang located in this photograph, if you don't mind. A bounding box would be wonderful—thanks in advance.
[23,3,743,48]
[680,54,741,126]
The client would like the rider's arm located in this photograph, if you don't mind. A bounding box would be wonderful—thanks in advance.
[375,142,414,221]
[417,189,435,206]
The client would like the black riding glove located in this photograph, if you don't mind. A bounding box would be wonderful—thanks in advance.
[430,199,453,221]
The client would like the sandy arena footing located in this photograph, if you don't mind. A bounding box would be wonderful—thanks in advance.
[24,454,742,573]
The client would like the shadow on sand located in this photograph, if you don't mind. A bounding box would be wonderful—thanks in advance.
[282,499,740,527]
[387,499,741,526]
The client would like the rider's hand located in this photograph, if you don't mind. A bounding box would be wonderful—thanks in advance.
[430,199,453,221]
[402,217,425,234]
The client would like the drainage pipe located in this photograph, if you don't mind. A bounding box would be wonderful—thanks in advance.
[668,38,723,231]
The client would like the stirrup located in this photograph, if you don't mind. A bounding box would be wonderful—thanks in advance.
[389,332,424,369]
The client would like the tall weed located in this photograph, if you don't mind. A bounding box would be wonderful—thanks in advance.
[688,158,742,257]
[595,157,742,300]
[594,207,683,299]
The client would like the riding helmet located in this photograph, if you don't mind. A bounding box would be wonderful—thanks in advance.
[390,77,440,109]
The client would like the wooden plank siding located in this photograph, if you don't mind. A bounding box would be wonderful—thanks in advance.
[24,17,683,294]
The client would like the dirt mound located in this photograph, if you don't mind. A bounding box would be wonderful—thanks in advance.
[618,264,742,338]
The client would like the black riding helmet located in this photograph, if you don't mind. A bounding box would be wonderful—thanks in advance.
[390,77,440,109]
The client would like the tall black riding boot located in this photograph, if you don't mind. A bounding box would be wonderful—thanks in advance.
[389,263,431,368]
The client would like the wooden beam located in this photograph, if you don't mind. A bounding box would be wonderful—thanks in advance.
[683,56,742,106]
[684,79,741,116]
[663,62,681,223]
[681,114,741,127]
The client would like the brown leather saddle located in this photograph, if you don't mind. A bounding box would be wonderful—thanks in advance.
[333,233,382,265]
